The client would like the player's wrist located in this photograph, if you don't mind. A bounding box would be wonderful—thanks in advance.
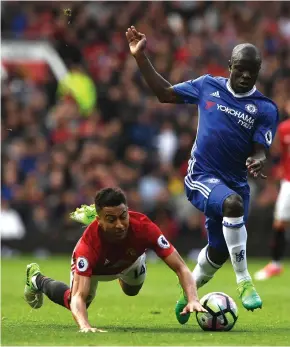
[188,298,200,304]
[79,323,92,329]
[133,51,146,60]
[187,296,199,303]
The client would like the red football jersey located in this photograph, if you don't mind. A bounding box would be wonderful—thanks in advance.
[72,211,175,277]
[278,119,290,181]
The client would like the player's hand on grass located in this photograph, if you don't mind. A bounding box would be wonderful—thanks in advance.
[126,26,147,57]
[181,300,207,315]
[79,327,107,333]
[246,157,267,179]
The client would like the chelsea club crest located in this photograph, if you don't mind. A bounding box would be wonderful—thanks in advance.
[245,104,258,115]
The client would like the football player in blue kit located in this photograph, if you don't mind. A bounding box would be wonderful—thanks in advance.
[126,26,279,323]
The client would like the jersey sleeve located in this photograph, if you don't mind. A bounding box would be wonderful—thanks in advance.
[145,219,175,259]
[172,75,207,104]
[73,222,99,277]
[253,103,279,148]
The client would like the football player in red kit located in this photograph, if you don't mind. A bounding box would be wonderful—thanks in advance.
[24,187,206,332]
[255,118,290,280]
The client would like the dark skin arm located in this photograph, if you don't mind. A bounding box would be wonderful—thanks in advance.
[126,26,183,104]
[246,143,268,179]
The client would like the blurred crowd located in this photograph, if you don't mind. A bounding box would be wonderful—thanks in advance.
[1,1,290,250]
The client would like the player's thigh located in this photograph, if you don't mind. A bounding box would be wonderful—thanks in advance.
[185,174,235,218]
[119,253,147,287]
[274,180,290,222]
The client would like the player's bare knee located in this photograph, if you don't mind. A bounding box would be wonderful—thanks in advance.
[223,194,244,217]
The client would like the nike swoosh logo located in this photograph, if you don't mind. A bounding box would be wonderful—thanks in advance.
[217,304,228,326]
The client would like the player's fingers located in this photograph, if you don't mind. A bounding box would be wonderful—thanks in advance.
[260,173,267,179]
[126,31,138,45]
[131,26,144,39]
[249,170,260,179]
[126,29,133,41]
[131,25,138,34]
[79,328,88,333]
[131,26,138,33]
[247,161,260,170]
[180,307,189,315]
[198,305,208,312]
[127,27,136,37]
[194,303,207,312]
[246,158,254,166]
[249,167,261,175]
[130,26,138,35]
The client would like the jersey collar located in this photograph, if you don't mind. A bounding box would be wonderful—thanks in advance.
[226,80,256,98]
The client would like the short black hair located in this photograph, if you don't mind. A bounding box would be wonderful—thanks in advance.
[231,43,262,65]
[94,187,127,213]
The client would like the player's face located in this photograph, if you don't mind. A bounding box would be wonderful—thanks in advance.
[98,204,130,241]
[229,58,260,93]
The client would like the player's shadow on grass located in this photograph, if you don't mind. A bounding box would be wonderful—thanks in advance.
[103,326,251,333]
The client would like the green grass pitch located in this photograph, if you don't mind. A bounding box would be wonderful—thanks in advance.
[1,256,290,346]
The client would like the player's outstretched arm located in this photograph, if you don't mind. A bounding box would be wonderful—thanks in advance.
[70,274,107,333]
[163,250,207,314]
[126,26,183,104]
[246,143,267,179]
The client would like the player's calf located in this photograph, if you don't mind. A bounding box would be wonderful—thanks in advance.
[31,272,71,310]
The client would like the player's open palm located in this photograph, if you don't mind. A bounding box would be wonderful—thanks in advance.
[126,26,146,57]
[181,300,207,315]
[79,327,107,333]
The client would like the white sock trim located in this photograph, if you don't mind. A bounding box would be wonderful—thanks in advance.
[223,216,244,224]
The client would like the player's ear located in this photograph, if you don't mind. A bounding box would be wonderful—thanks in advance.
[228,60,232,72]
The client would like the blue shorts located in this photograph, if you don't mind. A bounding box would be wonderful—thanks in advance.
[184,172,250,252]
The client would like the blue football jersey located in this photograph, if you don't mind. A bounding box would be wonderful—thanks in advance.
[173,74,279,188]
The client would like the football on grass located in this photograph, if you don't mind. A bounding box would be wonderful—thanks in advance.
[196,292,238,331]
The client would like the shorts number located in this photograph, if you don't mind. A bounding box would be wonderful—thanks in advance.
[134,264,146,279]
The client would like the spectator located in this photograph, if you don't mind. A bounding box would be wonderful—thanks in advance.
[1,199,26,240]
[1,1,289,252]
